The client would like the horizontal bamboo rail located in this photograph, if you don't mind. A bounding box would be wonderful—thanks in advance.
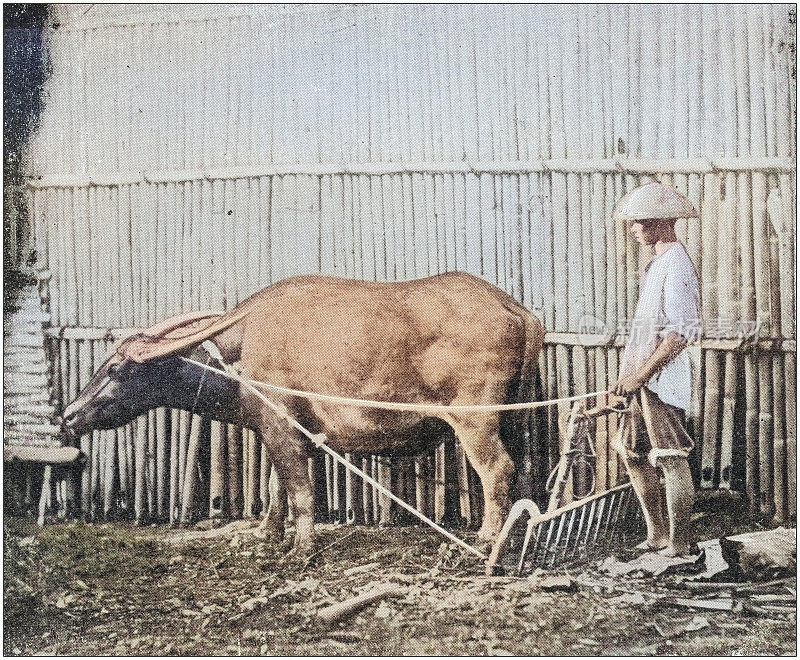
[25,157,797,189]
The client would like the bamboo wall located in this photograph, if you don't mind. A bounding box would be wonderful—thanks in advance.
[22,4,797,524]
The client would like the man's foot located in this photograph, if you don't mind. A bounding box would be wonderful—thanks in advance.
[634,537,668,552]
[657,543,692,558]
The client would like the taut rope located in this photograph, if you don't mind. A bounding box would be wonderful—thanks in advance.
[180,356,610,413]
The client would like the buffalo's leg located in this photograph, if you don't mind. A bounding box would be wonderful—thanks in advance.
[255,428,288,541]
[448,414,515,543]
[255,419,315,553]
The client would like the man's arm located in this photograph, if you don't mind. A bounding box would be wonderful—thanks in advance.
[613,332,688,395]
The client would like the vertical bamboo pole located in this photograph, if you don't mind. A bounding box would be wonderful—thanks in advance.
[718,352,737,490]
[103,428,116,519]
[324,454,334,522]
[147,409,157,519]
[758,355,774,518]
[209,420,225,519]
[434,443,446,525]
[180,414,203,525]
[331,454,342,523]
[169,409,180,524]
[248,430,260,519]
[571,345,588,498]
[771,353,786,523]
[744,353,760,514]
[134,415,147,524]
[227,424,242,518]
[700,349,721,489]
[752,169,771,338]
[362,457,374,525]
[155,407,168,520]
[242,430,253,518]
[38,465,52,527]
[768,182,795,339]
[594,349,608,492]
[344,453,363,524]
[177,410,191,518]
[259,444,271,520]
[122,424,134,514]
[784,353,797,520]
[89,431,100,521]
[547,345,559,469]
[715,185,737,489]
[413,457,426,523]
[456,443,472,527]
[607,346,620,486]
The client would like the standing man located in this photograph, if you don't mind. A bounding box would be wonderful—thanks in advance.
[611,182,701,557]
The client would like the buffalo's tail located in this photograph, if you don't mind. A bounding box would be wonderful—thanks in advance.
[499,307,546,504]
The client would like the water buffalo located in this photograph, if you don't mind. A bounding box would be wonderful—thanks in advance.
[61,272,544,553]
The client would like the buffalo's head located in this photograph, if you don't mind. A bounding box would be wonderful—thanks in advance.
[60,336,239,438]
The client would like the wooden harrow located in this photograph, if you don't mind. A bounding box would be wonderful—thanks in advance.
[486,397,644,575]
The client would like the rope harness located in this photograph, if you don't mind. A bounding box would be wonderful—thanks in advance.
[181,356,610,413]
[181,348,627,560]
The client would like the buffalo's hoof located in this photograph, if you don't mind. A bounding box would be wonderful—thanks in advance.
[253,523,285,543]
[285,543,313,561]
[474,538,494,556]
[484,561,506,577]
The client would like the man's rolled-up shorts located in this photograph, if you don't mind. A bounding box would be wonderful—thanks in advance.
[611,386,694,466]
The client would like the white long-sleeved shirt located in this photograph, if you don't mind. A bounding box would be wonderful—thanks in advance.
[619,242,701,411]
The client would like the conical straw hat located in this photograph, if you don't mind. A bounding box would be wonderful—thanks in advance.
[612,182,699,222]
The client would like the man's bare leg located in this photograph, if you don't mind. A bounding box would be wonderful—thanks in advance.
[620,453,669,551]
[655,455,695,557]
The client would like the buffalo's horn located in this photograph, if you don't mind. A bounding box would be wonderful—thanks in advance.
[122,307,251,363]
[141,310,225,339]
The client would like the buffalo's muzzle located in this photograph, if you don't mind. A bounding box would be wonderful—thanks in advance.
[58,412,79,438]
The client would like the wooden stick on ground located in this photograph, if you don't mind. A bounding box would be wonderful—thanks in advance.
[316,584,407,625]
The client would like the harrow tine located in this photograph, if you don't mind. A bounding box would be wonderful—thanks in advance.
[590,497,607,546]
[616,487,637,543]
[547,512,568,568]
[607,489,624,544]
[580,498,598,555]
[598,491,618,549]
[559,507,578,564]
[528,518,546,566]
[613,488,634,543]
[540,517,557,568]
[570,500,589,559]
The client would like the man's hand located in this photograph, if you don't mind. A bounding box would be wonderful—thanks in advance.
[613,373,646,395]
[614,333,689,396]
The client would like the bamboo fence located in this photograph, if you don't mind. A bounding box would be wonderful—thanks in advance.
[14,4,797,525]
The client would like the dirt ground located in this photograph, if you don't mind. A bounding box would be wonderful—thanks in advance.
[3,506,796,656]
